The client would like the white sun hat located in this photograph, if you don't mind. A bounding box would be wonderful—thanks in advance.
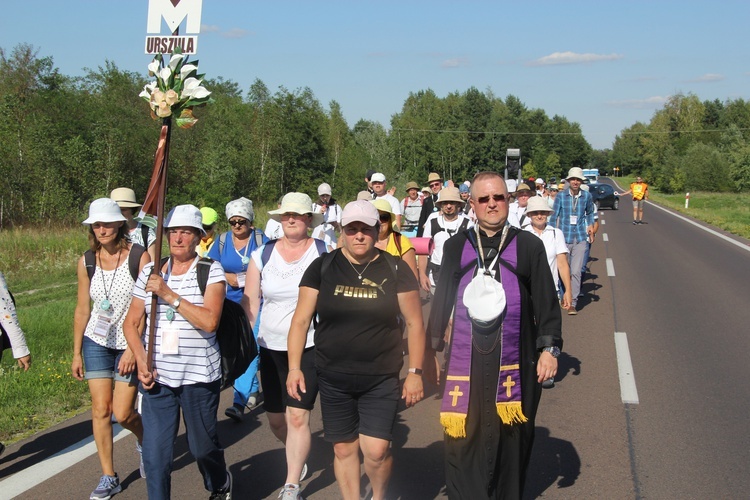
[82,198,128,225]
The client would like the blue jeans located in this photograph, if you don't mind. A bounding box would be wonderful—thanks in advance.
[139,380,227,499]
[232,321,260,406]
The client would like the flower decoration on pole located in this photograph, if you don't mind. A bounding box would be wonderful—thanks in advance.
[139,48,212,129]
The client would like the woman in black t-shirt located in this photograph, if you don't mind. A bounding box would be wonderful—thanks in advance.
[287,200,426,500]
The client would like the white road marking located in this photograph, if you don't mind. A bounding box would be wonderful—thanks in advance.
[606,258,615,276]
[647,202,750,253]
[0,425,130,498]
[614,332,640,404]
[603,233,609,242]
[600,219,606,225]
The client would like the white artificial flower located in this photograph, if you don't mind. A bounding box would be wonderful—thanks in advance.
[190,86,211,100]
[181,77,202,98]
[179,64,198,80]
[167,53,184,71]
[147,60,160,76]
[159,67,172,84]
[138,81,158,99]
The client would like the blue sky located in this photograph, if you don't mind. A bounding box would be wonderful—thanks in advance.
[1,1,748,150]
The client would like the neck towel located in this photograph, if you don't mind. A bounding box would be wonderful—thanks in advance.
[440,234,526,438]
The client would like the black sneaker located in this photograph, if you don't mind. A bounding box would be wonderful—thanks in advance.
[224,404,244,423]
[542,378,555,389]
[633,220,638,225]
[209,469,232,500]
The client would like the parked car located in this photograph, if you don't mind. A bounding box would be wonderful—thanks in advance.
[590,184,619,210]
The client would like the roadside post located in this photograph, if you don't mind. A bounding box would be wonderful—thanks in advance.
[685,192,690,209]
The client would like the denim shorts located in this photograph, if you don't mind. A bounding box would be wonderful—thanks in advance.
[82,336,137,384]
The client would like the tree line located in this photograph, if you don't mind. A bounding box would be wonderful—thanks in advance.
[606,93,750,193]
[3,43,747,228]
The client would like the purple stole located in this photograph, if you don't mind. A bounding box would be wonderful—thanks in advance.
[440,235,526,438]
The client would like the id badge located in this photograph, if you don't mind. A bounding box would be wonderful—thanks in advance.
[237,272,247,288]
[93,314,112,337]
[161,329,180,355]
[569,215,578,225]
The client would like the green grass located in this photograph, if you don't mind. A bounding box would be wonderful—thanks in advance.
[611,176,750,240]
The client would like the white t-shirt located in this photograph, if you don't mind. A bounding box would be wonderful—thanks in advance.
[524,225,568,291]
[252,241,322,351]
[508,202,531,229]
[133,259,225,387]
[264,219,283,240]
[375,193,403,216]
[423,213,474,286]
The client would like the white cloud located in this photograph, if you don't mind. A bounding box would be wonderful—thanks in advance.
[221,28,250,39]
[441,57,469,68]
[528,51,623,66]
[606,96,669,109]
[686,73,724,83]
[200,24,221,33]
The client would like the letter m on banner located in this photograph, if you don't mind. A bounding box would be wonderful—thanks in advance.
[147,0,202,34]
[145,0,202,54]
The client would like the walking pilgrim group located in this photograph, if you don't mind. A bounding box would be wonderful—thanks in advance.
[54,166,569,500]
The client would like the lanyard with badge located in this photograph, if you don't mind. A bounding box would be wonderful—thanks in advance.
[93,250,122,338]
[569,192,580,226]
[161,255,199,355]
[234,235,251,288]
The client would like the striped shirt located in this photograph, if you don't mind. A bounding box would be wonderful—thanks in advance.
[548,188,596,244]
[133,259,225,387]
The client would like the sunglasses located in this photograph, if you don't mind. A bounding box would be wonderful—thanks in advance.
[379,213,391,222]
[228,219,247,227]
[429,182,442,188]
[475,194,506,204]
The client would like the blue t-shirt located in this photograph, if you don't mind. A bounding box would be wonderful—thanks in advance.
[207,230,268,303]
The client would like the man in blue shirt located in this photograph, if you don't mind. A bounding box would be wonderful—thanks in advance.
[548,167,596,315]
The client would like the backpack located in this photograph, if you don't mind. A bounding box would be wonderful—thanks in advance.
[430,217,470,238]
[84,245,147,282]
[193,257,258,390]
[217,229,265,256]
[260,238,328,268]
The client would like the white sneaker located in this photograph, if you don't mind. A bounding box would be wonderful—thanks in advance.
[278,484,304,500]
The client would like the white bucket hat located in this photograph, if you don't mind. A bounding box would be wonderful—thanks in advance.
[82,198,128,225]
[567,167,585,181]
[268,192,324,226]
[165,204,206,236]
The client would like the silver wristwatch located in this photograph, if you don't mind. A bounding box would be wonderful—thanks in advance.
[172,296,182,310]
[542,346,561,358]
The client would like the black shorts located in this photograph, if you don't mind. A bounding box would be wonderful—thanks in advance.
[259,346,318,413]
[317,369,400,443]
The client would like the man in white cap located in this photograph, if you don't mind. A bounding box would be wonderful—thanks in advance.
[548,167,596,315]
[312,182,342,248]
[370,172,402,229]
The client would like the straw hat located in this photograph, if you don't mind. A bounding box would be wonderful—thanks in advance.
[515,183,533,194]
[405,181,420,191]
[82,198,128,225]
[109,187,142,208]
[165,204,206,236]
[526,196,553,214]
[436,186,463,204]
[268,192,324,226]
[427,172,443,183]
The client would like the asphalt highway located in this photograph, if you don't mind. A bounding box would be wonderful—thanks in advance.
[2,180,748,499]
